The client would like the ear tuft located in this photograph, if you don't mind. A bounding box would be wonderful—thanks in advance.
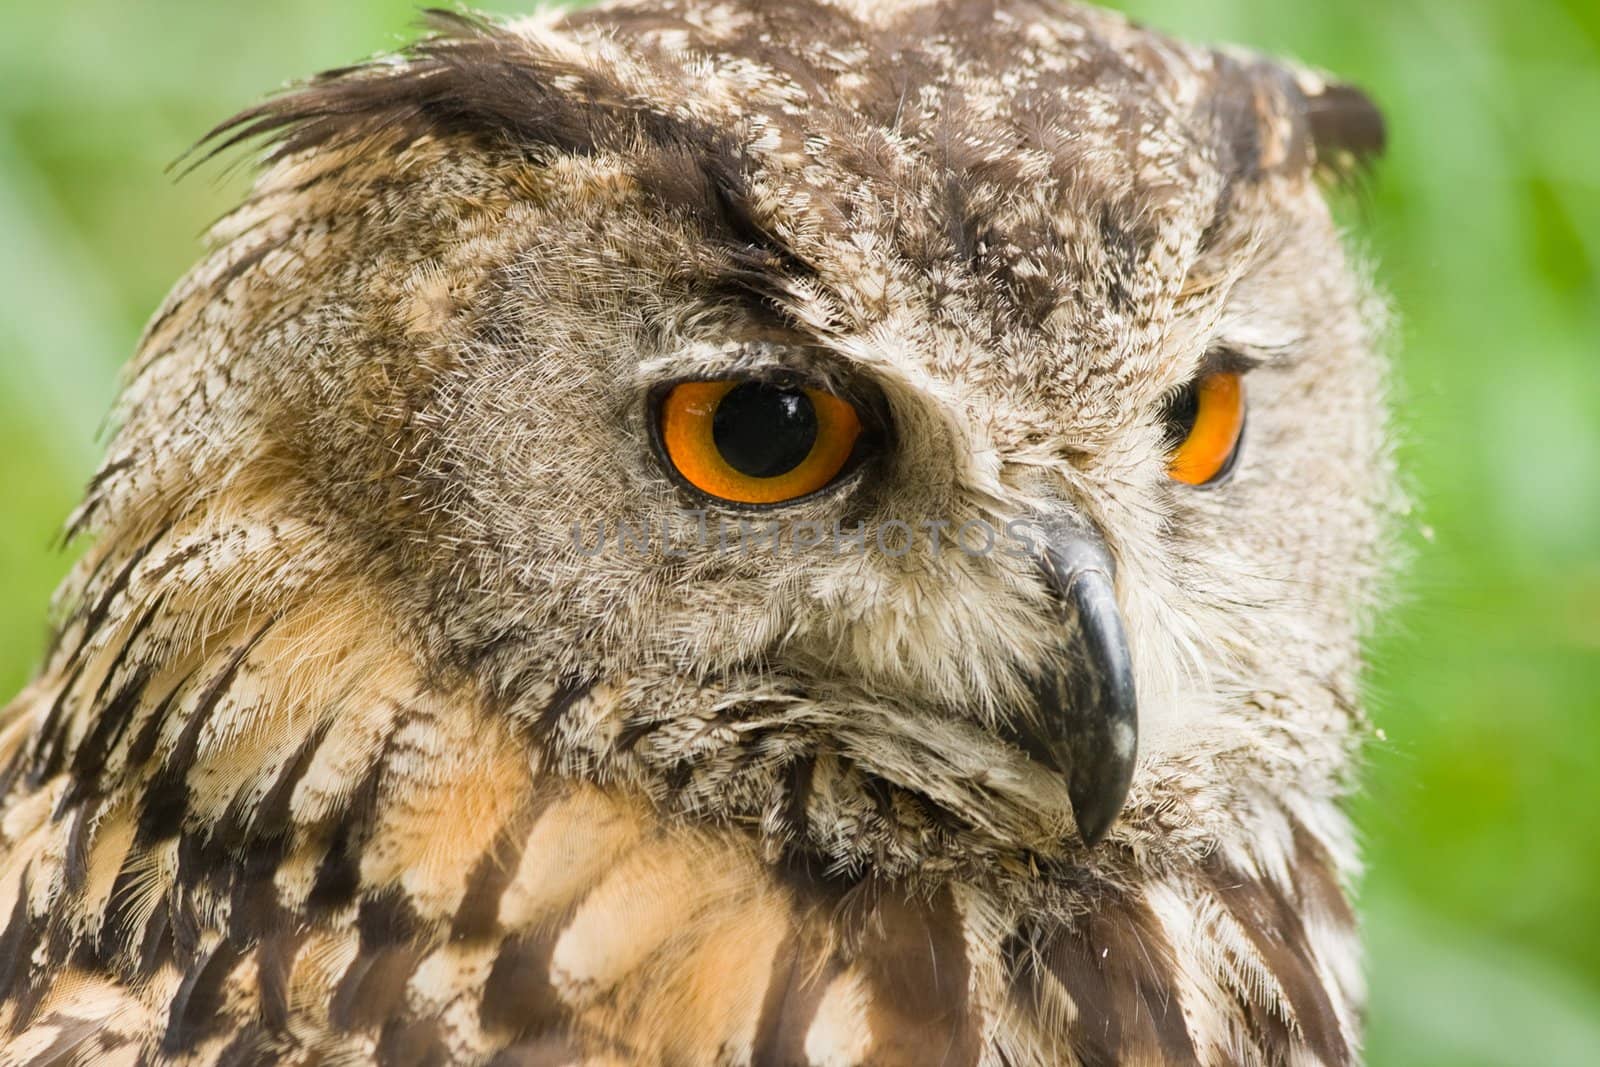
[1302,80,1387,180]
[1208,52,1388,190]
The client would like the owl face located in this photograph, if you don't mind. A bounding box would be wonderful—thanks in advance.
[171,0,1390,876]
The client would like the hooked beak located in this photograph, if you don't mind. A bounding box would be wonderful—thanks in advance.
[1011,514,1138,847]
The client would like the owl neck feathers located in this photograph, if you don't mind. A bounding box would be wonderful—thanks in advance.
[0,474,1365,1064]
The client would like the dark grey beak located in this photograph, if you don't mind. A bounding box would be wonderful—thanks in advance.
[1011,514,1138,846]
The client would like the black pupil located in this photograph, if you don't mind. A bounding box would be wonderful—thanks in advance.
[1161,381,1201,449]
[712,383,819,479]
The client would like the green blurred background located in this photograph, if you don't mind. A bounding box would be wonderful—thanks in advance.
[1,1,1596,1062]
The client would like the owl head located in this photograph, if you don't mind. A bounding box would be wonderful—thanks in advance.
[86,0,1391,888]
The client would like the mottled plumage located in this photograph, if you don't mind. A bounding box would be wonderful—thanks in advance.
[0,1,1392,1064]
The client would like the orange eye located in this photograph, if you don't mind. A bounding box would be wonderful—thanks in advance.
[657,379,865,505]
[1164,371,1246,486]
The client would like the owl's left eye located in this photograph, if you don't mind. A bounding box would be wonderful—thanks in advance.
[1163,370,1246,487]
[654,379,866,506]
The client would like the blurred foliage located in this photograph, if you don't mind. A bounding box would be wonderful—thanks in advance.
[1,1,1596,1062]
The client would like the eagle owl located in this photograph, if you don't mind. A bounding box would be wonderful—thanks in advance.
[0,0,1392,1063]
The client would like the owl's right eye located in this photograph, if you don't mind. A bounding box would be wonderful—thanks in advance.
[654,379,867,506]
